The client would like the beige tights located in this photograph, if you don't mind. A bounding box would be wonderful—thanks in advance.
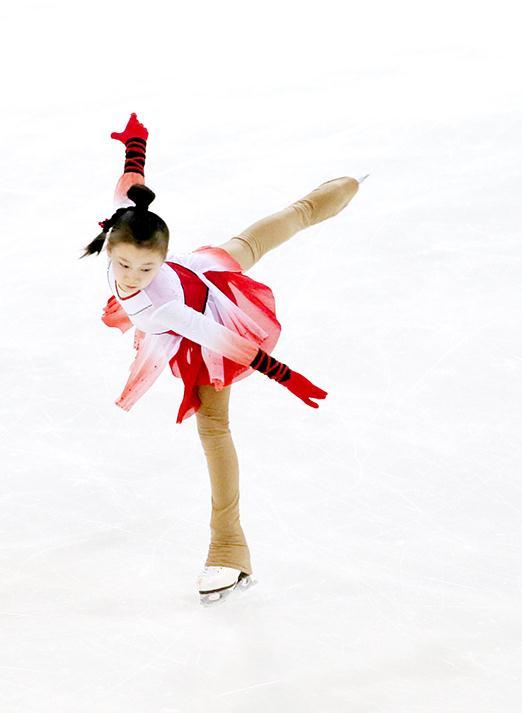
[195,176,359,574]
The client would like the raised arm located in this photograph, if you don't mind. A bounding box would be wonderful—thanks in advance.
[110,112,148,208]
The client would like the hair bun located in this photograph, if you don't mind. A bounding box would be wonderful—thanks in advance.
[127,183,156,211]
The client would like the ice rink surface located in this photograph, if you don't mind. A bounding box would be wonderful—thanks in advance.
[1,1,521,711]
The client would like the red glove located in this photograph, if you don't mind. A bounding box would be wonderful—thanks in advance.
[111,113,148,177]
[110,112,149,143]
[101,295,133,333]
[249,348,328,409]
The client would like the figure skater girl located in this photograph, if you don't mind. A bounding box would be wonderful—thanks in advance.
[80,113,365,605]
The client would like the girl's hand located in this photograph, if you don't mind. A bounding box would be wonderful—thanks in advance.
[101,296,133,333]
[249,348,328,409]
[111,112,149,143]
[281,370,328,408]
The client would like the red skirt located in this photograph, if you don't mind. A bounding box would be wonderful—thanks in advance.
[166,250,282,423]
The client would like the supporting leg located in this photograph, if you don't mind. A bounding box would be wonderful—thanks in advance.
[195,384,252,575]
[219,176,359,271]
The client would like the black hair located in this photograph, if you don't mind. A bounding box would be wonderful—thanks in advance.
[79,184,169,260]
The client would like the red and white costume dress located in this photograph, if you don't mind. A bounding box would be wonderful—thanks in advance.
[102,245,281,423]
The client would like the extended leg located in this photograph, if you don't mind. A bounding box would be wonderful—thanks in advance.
[195,383,252,575]
[219,176,359,271]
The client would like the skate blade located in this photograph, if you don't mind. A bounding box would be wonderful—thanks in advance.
[199,575,257,607]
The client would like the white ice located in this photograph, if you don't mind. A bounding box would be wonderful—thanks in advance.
[1,1,521,711]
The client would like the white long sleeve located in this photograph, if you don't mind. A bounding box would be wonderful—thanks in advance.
[113,172,144,209]
[135,299,260,367]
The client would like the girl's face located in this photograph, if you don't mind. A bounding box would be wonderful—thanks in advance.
[108,242,165,294]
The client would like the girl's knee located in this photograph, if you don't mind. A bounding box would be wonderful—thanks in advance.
[196,407,231,440]
[196,385,232,438]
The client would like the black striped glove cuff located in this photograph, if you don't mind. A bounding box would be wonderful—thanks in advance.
[249,348,291,383]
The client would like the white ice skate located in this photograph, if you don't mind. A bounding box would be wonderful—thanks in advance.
[197,565,256,606]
